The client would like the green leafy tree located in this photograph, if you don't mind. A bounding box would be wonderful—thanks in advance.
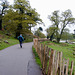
[48,11,60,40]
[2,0,42,37]
[62,29,74,41]
[34,28,46,38]
[46,26,59,41]
[48,9,75,43]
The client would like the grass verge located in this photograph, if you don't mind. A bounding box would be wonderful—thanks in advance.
[32,46,42,68]
[0,38,19,50]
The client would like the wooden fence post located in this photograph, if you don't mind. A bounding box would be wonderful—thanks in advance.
[62,59,65,75]
[70,61,74,75]
[34,39,35,48]
[36,39,38,52]
[66,59,69,75]
[41,44,44,67]
[42,46,50,75]
[59,52,63,75]
[35,39,36,51]
[34,39,36,48]
[40,44,42,61]
[54,52,59,75]
[47,49,55,75]
[44,46,50,74]
[37,42,40,57]
[42,44,46,74]
[53,50,56,75]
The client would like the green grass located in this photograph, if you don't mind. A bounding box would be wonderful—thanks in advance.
[24,39,33,42]
[42,41,75,73]
[0,38,19,50]
[0,31,19,50]
[32,46,42,68]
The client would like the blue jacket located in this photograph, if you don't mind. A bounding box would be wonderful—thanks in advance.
[18,35,24,42]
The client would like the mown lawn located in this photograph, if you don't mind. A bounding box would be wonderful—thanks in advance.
[42,41,75,72]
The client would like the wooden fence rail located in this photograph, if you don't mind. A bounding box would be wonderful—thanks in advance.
[33,38,75,75]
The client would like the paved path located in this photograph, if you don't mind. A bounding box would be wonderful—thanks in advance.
[0,42,42,75]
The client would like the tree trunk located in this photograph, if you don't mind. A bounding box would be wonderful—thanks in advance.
[15,31,20,38]
[0,8,4,30]
[0,19,2,30]
[50,34,53,41]
[50,32,55,41]
[57,38,60,43]
[57,26,65,43]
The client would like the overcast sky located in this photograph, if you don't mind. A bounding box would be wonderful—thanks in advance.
[8,0,75,34]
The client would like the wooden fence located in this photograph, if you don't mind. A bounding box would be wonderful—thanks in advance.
[33,38,75,75]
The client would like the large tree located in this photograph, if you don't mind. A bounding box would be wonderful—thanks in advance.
[48,9,75,43]
[2,0,42,37]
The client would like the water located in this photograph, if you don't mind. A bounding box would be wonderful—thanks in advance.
[60,40,75,44]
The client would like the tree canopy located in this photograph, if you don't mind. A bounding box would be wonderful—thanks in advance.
[2,0,42,37]
[47,9,75,43]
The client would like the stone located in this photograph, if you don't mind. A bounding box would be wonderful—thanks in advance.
[4,40,9,44]
[73,52,75,55]
[0,41,2,43]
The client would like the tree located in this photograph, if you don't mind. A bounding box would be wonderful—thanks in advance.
[46,26,59,41]
[34,28,46,38]
[48,9,75,43]
[0,0,9,30]
[61,28,69,42]
[61,29,74,41]
[48,11,60,40]
[2,0,42,37]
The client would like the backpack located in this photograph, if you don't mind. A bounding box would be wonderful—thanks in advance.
[19,36,23,42]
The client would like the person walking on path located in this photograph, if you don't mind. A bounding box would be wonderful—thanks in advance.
[18,34,24,48]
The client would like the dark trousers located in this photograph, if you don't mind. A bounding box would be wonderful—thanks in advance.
[19,41,22,48]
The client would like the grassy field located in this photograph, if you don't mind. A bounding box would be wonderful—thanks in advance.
[42,41,75,72]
